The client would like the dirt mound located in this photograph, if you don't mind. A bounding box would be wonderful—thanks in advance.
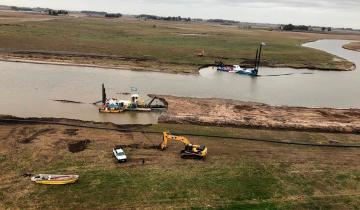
[68,139,91,153]
[157,95,360,134]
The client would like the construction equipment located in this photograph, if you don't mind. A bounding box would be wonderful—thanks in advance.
[216,42,266,76]
[98,84,166,113]
[160,132,207,159]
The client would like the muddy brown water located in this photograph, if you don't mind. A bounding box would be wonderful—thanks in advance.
[0,39,359,124]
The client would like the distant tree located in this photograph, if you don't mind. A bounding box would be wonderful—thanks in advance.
[11,6,33,11]
[48,9,68,16]
[283,24,295,31]
[81,11,107,16]
[297,25,309,31]
[48,10,58,16]
[282,24,309,31]
[136,14,191,22]
[207,19,239,24]
[327,27,332,32]
[105,13,122,18]
[321,27,326,31]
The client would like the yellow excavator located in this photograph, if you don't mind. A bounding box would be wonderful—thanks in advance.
[160,132,207,159]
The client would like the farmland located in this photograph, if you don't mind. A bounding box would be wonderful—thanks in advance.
[0,11,359,73]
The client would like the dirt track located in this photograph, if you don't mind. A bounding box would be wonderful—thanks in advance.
[156,95,360,133]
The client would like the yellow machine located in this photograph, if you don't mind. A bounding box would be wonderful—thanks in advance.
[160,132,207,159]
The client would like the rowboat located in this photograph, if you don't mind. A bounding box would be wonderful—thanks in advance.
[31,174,79,185]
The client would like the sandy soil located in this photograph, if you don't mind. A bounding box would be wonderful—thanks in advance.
[343,42,360,52]
[156,95,360,133]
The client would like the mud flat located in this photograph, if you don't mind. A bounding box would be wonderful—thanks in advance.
[157,95,360,133]
[343,42,360,52]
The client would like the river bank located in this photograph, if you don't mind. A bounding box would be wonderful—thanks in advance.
[155,95,360,133]
[0,47,355,74]
[3,92,360,134]
[0,12,359,74]
[343,42,360,52]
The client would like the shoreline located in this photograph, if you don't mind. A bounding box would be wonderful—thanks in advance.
[3,93,360,134]
[154,95,360,134]
[343,42,360,52]
[0,57,178,74]
[0,47,356,74]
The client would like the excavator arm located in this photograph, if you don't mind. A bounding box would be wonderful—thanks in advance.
[160,132,191,150]
[160,132,207,159]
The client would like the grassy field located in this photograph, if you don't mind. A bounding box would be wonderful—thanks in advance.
[0,11,359,73]
[2,122,360,209]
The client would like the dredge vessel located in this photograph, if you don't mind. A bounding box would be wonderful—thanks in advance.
[98,84,166,113]
[217,42,266,76]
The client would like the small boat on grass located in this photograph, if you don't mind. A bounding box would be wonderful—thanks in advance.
[31,174,79,185]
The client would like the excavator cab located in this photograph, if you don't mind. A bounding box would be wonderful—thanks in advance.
[161,132,207,159]
[181,144,207,159]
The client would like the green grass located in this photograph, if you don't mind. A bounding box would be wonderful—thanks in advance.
[8,157,360,209]
[2,123,360,209]
[13,161,281,209]
[0,17,354,72]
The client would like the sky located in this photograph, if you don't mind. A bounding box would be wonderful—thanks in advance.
[1,0,359,29]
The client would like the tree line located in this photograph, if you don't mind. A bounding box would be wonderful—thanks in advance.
[105,13,122,18]
[48,9,68,16]
[282,24,331,32]
[81,11,122,18]
[207,19,239,25]
[136,14,191,22]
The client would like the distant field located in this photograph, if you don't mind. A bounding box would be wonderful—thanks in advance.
[2,122,360,209]
[0,11,359,73]
[343,42,360,52]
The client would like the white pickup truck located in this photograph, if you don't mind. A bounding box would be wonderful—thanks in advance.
[113,147,127,163]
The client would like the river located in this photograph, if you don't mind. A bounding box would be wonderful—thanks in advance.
[0,39,358,124]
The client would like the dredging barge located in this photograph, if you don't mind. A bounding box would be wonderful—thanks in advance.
[216,42,265,76]
[98,84,167,113]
